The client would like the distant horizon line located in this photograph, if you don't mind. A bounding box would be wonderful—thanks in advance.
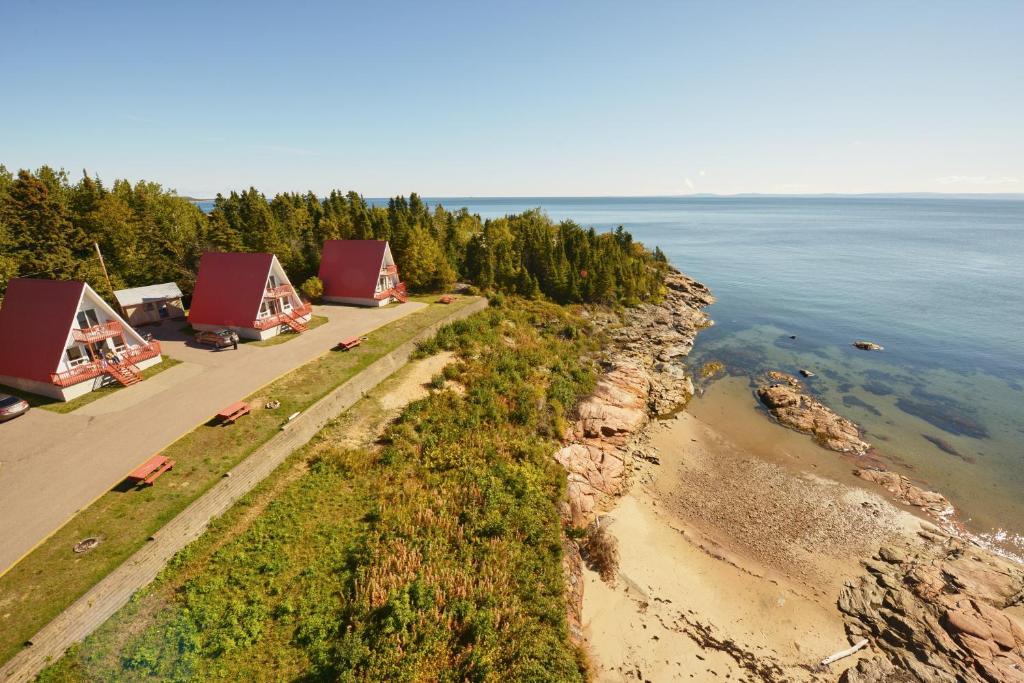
[183,191,1024,202]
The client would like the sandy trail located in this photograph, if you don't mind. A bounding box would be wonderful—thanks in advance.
[330,351,455,450]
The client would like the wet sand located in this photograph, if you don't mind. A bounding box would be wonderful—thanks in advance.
[582,378,934,681]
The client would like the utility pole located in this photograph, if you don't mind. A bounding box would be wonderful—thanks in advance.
[94,242,122,314]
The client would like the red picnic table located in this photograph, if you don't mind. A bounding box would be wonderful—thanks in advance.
[217,401,251,424]
[437,295,455,304]
[337,336,362,351]
[126,454,175,486]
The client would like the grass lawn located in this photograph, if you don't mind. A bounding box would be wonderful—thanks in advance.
[247,315,328,347]
[0,297,480,666]
[0,357,182,414]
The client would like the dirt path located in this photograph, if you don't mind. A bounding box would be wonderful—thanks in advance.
[0,300,486,683]
[332,351,456,449]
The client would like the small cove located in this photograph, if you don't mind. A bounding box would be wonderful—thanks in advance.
[427,195,1024,557]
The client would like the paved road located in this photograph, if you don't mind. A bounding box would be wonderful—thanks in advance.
[0,303,423,575]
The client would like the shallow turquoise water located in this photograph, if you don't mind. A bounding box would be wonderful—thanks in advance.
[426,196,1024,553]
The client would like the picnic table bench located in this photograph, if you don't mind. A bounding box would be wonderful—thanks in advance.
[337,336,362,351]
[217,401,251,424]
[126,454,175,486]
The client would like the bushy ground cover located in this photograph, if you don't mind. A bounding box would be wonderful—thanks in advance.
[41,298,598,682]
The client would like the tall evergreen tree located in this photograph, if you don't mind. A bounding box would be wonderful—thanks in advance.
[3,169,89,281]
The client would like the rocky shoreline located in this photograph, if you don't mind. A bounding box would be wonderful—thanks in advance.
[752,368,1024,680]
[554,269,715,639]
[556,268,1024,681]
[556,273,714,523]
[840,534,1024,682]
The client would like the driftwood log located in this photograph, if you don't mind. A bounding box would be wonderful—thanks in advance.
[819,638,868,668]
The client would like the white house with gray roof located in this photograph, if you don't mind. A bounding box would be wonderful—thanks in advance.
[113,282,186,326]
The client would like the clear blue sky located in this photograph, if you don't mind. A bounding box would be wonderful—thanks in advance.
[1,1,1021,197]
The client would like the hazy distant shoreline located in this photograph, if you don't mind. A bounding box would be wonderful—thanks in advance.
[187,192,1024,204]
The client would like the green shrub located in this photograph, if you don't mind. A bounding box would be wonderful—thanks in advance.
[299,275,324,301]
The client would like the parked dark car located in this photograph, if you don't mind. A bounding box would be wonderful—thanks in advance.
[194,329,239,348]
[0,393,29,422]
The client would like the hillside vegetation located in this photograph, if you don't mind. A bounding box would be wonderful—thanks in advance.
[0,165,667,304]
[40,298,600,682]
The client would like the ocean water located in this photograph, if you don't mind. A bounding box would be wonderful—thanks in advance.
[423,196,1024,555]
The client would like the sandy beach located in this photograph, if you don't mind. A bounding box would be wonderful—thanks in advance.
[580,376,1024,681]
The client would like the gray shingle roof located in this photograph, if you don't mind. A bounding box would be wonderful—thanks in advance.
[113,282,184,307]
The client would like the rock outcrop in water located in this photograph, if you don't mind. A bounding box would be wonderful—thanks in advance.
[854,468,954,518]
[756,372,871,454]
[839,534,1024,682]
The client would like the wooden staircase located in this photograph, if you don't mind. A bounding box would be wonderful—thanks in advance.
[393,282,408,303]
[107,363,142,387]
[283,312,309,333]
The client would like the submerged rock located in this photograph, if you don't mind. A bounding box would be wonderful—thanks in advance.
[799,368,815,378]
[853,340,885,351]
[896,396,990,440]
[843,394,882,417]
[699,360,725,378]
[923,434,975,463]
[757,373,871,454]
[862,381,894,396]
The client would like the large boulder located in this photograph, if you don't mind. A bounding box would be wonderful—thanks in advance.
[757,376,871,454]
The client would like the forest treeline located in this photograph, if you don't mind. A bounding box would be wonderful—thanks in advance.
[0,165,668,304]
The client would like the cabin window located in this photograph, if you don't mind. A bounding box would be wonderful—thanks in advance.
[258,301,270,318]
[158,303,170,318]
[112,335,127,351]
[267,274,279,290]
[144,303,156,311]
[76,308,100,328]
[281,297,292,312]
[65,346,87,367]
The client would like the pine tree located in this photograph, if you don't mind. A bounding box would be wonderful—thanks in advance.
[3,169,89,281]
[207,205,245,252]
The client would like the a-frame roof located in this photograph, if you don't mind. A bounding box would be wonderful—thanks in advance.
[188,252,277,328]
[0,278,86,383]
[318,240,390,299]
